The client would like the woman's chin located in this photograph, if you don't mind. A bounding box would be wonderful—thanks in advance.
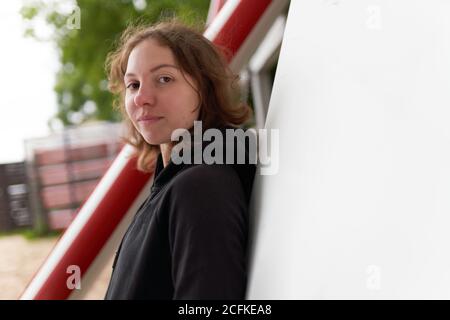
[143,135,168,146]
[140,134,157,145]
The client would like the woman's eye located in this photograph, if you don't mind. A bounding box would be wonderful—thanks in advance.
[126,82,139,90]
[158,76,172,84]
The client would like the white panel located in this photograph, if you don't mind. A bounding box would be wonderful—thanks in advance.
[247,0,450,299]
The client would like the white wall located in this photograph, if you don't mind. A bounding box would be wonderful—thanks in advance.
[247,0,450,299]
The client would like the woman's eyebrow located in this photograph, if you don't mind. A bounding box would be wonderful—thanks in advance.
[124,64,179,79]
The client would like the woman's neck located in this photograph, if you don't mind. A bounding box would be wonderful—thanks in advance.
[160,143,173,168]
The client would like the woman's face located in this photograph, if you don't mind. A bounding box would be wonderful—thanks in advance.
[124,38,200,145]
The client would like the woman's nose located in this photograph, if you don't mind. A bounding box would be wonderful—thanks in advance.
[134,86,156,107]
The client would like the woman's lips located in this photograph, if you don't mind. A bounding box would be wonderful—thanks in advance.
[138,116,163,123]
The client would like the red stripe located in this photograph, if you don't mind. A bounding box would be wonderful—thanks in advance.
[213,0,273,62]
[29,0,273,300]
[34,155,150,299]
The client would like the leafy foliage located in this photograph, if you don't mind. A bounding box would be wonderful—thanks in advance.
[21,0,209,128]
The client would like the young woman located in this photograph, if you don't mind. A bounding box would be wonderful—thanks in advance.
[104,20,256,300]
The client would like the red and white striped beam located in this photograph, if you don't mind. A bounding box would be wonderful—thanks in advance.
[206,0,227,26]
[20,0,288,300]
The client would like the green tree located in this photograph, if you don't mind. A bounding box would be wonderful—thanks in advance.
[21,0,209,128]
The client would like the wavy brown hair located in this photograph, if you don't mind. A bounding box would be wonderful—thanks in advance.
[105,19,253,172]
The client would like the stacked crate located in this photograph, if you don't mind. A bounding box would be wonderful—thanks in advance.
[0,162,32,231]
[25,122,125,230]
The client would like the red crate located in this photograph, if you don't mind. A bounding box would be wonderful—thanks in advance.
[35,143,111,166]
[38,158,112,186]
[40,180,98,209]
[47,208,77,230]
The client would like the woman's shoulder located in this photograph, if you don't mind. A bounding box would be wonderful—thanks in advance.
[166,163,248,229]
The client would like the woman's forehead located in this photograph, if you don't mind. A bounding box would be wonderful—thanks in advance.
[126,39,178,75]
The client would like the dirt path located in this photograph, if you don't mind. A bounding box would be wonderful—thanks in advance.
[0,234,113,300]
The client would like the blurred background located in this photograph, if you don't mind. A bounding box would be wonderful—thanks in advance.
[0,0,287,299]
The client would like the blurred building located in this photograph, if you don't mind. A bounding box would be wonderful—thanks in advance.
[24,121,125,231]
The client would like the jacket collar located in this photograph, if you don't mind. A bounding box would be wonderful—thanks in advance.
[150,152,188,196]
[149,125,256,202]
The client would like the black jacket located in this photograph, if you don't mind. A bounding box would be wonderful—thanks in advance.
[104,128,256,299]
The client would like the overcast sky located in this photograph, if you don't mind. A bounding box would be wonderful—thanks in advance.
[0,1,59,164]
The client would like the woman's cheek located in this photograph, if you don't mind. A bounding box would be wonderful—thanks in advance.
[124,97,136,122]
